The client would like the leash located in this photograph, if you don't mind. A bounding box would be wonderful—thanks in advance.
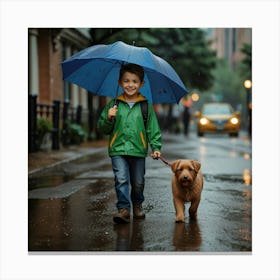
[155,156,171,167]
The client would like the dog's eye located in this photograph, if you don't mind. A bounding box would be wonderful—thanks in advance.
[176,168,182,172]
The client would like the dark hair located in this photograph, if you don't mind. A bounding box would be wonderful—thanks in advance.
[119,63,144,82]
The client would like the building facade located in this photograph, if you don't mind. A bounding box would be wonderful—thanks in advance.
[28,28,105,152]
[28,28,97,111]
[207,28,252,69]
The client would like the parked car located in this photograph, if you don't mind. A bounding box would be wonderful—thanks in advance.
[195,102,240,137]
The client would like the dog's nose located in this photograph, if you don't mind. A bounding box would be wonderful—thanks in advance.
[183,176,189,181]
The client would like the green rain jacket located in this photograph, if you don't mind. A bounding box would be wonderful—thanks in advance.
[97,93,162,158]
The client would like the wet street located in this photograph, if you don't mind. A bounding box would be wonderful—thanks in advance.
[28,131,252,253]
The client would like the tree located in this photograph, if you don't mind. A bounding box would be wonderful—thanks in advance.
[210,59,244,107]
[134,28,217,91]
[89,28,148,45]
[238,43,252,80]
[90,28,217,92]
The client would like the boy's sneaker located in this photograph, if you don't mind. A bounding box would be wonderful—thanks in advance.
[133,204,146,219]
[113,208,130,224]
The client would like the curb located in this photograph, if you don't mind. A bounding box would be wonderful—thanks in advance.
[28,146,107,176]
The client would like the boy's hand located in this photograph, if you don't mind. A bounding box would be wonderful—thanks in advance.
[151,151,161,159]
[108,105,118,121]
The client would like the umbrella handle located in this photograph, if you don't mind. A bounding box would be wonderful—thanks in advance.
[113,61,124,104]
[109,103,118,122]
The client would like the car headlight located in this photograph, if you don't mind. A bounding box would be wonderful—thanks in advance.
[199,117,208,125]
[230,117,239,125]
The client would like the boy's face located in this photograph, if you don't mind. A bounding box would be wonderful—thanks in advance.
[119,71,144,99]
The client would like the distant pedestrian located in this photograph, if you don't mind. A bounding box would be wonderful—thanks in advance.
[181,95,192,136]
[97,63,162,224]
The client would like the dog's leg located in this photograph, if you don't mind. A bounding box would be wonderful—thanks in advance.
[173,198,185,223]
[189,199,200,220]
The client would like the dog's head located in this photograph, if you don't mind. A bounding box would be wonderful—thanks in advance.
[170,159,201,188]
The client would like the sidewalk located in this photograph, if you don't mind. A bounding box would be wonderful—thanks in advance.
[28,131,251,176]
[28,139,108,175]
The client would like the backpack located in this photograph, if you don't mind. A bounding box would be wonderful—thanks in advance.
[116,100,148,129]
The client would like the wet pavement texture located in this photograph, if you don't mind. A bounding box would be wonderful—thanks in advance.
[29,131,252,253]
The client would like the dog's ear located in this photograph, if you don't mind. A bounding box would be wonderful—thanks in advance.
[170,160,181,173]
[191,160,201,173]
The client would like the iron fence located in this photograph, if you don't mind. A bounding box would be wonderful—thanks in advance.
[28,95,93,153]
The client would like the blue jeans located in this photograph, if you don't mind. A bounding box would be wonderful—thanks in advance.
[111,156,145,210]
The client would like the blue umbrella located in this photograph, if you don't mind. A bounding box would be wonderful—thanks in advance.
[62,41,187,104]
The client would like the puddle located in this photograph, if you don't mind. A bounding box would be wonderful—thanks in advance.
[204,172,252,186]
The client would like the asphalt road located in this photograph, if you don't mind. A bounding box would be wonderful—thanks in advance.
[28,131,252,253]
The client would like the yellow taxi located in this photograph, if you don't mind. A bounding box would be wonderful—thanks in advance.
[195,102,241,137]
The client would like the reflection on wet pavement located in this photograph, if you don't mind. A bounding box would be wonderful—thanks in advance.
[29,132,252,252]
[173,221,202,251]
[114,221,145,251]
[243,168,251,185]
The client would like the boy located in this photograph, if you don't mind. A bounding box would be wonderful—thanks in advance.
[97,63,162,224]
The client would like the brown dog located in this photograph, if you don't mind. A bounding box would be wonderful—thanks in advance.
[170,159,203,222]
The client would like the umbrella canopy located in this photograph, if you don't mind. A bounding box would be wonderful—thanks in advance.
[62,41,187,104]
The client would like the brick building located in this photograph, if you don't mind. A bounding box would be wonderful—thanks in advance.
[28,28,105,152]
[28,28,95,107]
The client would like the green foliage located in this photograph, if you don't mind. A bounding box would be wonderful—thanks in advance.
[238,43,252,80]
[139,28,217,91]
[215,59,243,105]
[198,42,252,110]
[205,59,245,108]
[36,118,52,150]
[62,121,87,145]
[37,117,52,132]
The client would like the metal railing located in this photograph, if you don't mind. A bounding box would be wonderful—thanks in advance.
[28,95,87,153]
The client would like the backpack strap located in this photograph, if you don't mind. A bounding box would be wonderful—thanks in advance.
[140,100,148,129]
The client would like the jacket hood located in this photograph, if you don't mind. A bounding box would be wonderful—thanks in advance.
[117,93,147,103]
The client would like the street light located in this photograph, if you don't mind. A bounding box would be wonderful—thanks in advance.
[191,92,200,102]
[243,79,252,137]
[244,80,252,89]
